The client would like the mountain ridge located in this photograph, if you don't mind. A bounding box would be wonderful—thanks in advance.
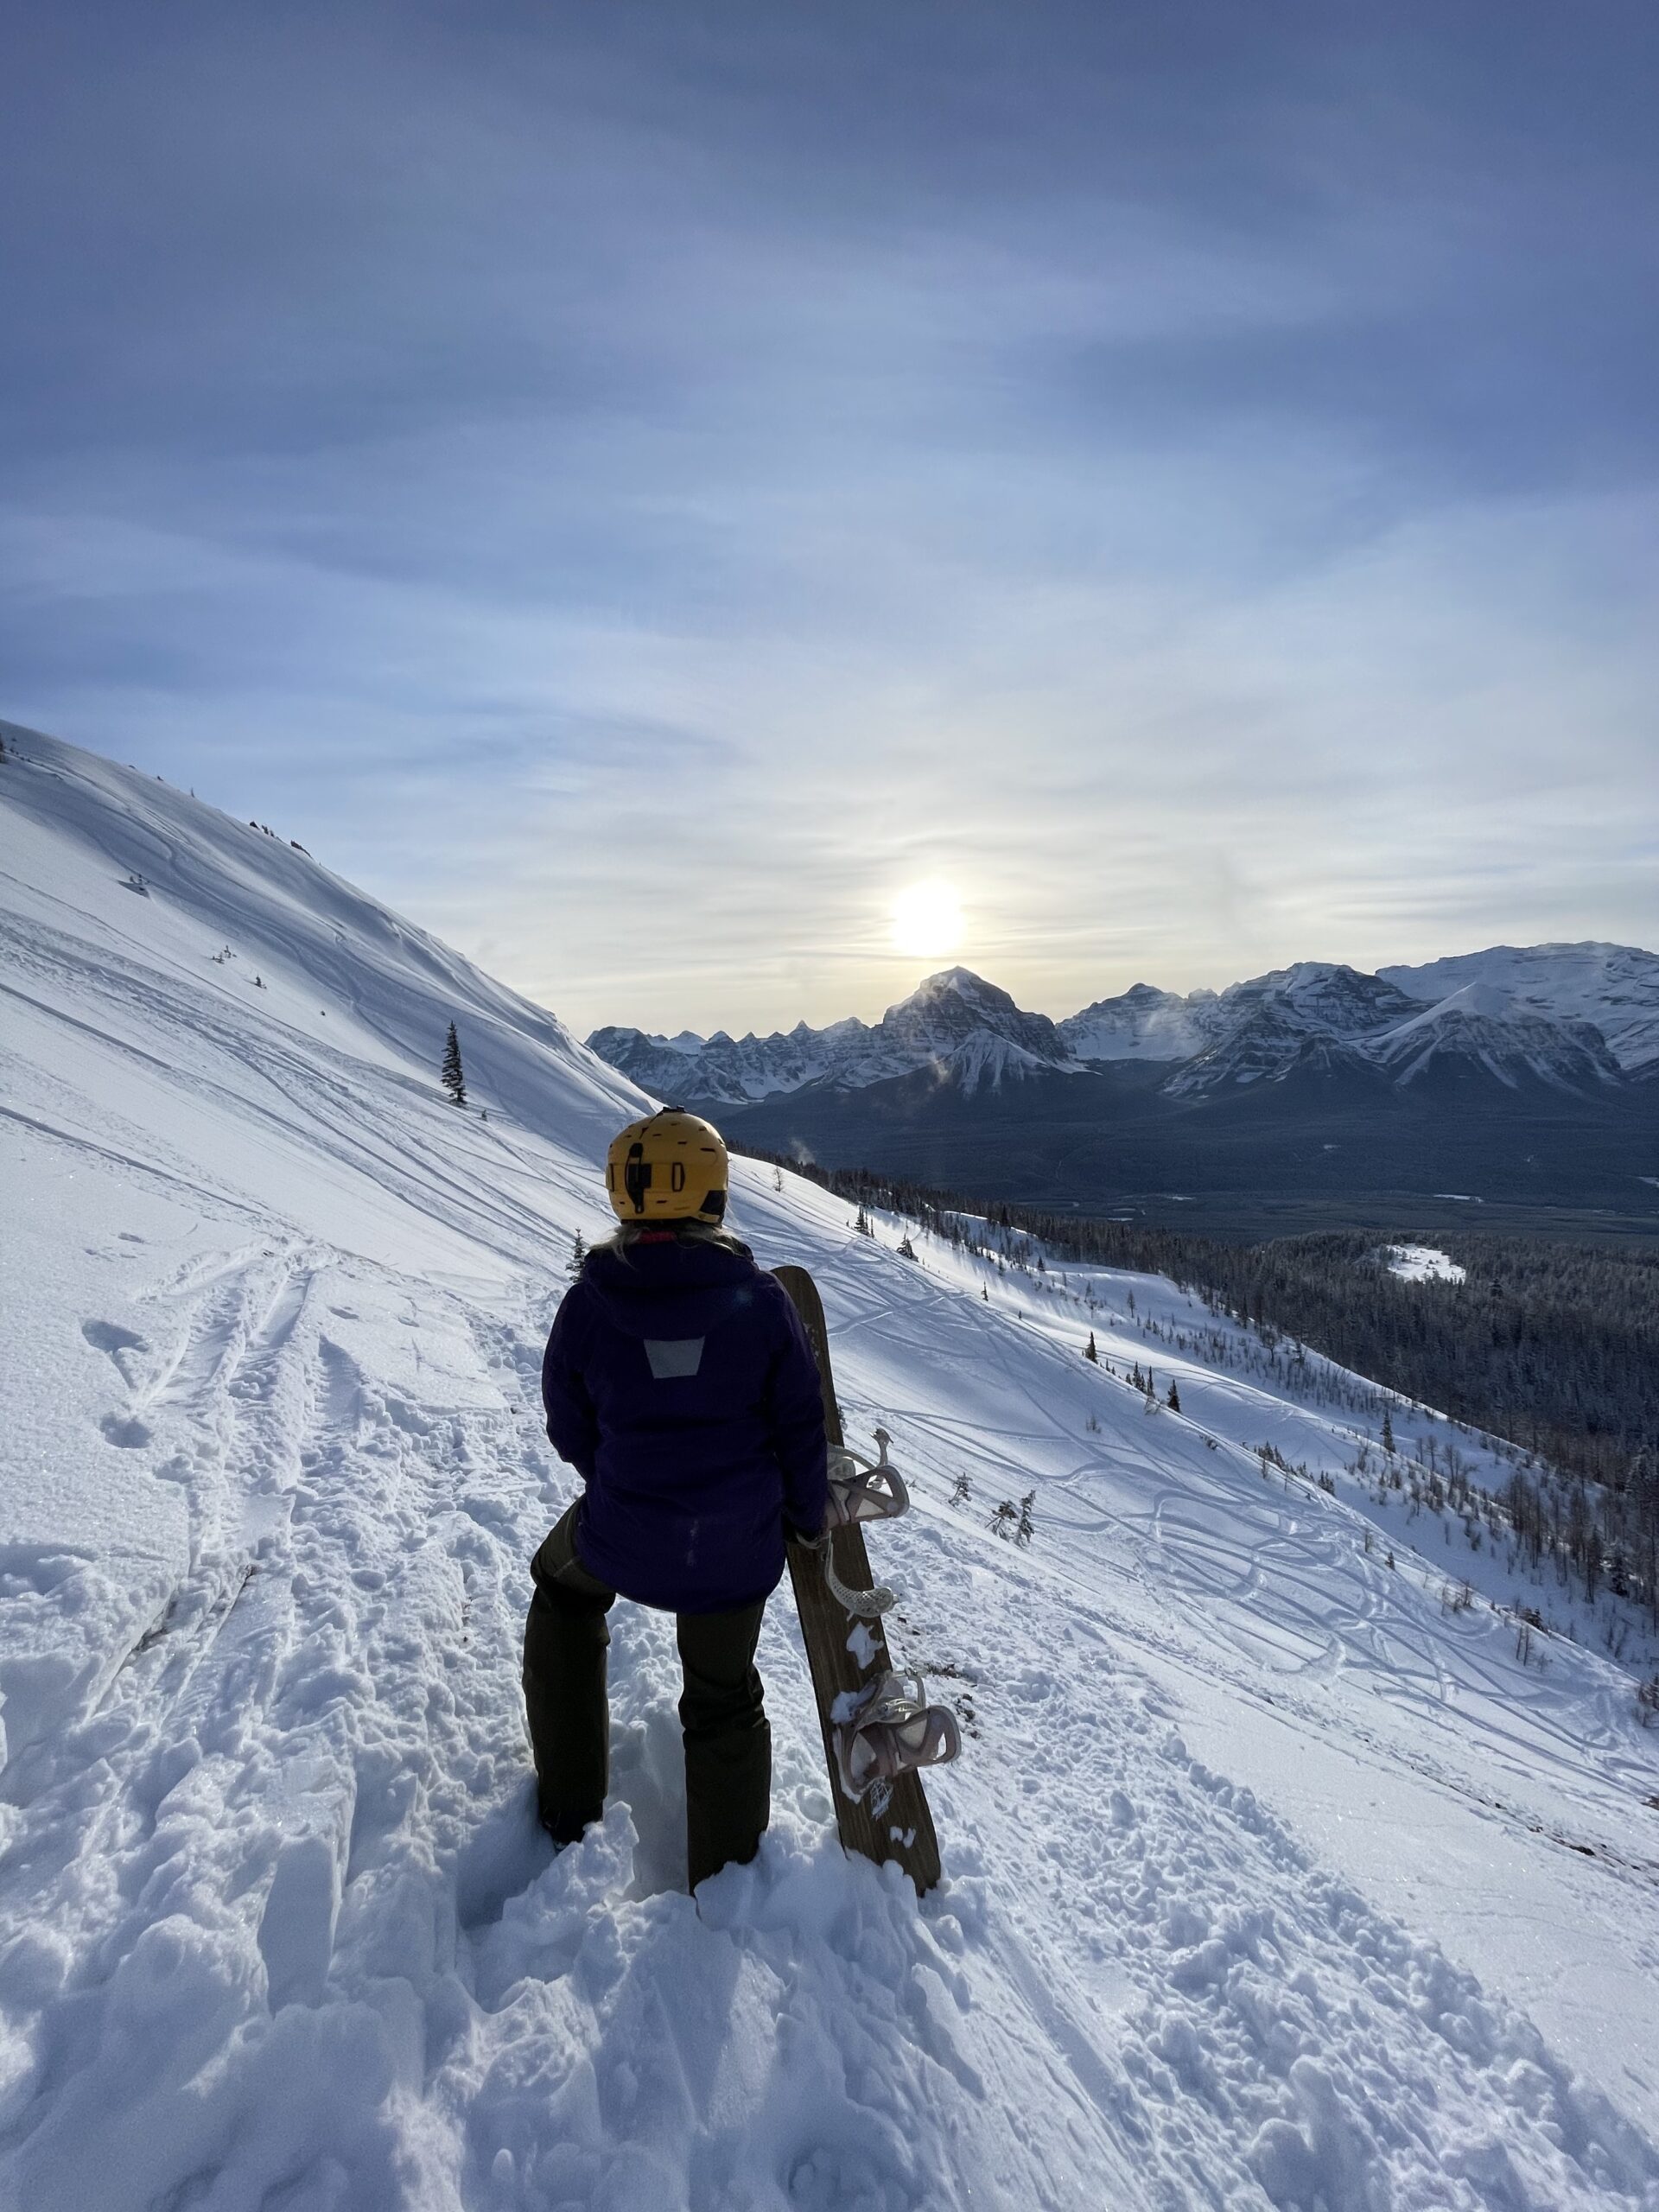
[590,945,1659,1108]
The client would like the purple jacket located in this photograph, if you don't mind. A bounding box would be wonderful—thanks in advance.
[541,1233,830,1613]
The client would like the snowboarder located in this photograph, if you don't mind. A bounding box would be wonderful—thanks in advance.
[524,1109,830,1890]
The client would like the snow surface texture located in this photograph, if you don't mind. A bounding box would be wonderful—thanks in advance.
[3,724,1659,2212]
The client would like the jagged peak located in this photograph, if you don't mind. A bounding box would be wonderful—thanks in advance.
[888,965,1013,1014]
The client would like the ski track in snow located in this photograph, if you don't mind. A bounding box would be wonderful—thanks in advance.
[3,728,1659,2210]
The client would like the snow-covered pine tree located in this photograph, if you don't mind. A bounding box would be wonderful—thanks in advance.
[1084,1332,1097,1363]
[1166,1380,1181,1413]
[949,1473,972,1510]
[1382,1408,1395,1454]
[442,1021,467,1106]
[1015,1490,1035,1547]
[989,1498,1018,1540]
[569,1231,587,1278]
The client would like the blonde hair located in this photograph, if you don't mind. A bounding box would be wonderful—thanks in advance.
[599,1218,748,1263]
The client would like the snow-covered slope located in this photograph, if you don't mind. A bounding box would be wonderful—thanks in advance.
[1382,943,1659,1073]
[1058,981,1223,1062]
[1368,983,1627,1091]
[4,725,1659,2212]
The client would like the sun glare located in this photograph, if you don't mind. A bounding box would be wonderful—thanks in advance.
[891,880,963,959]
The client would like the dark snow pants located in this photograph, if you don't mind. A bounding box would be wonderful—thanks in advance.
[523,1503,772,1891]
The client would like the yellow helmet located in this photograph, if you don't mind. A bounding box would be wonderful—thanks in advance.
[605,1108,729,1224]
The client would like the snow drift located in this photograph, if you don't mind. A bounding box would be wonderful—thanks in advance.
[3,722,1658,2212]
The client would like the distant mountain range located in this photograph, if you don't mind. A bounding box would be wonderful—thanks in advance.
[588,945,1659,1234]
[592,943,1659,1102]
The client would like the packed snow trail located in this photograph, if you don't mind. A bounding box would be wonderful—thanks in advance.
[3,725,1658,2210]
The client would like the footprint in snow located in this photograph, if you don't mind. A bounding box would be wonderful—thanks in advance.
[81,1318,148,1382]
[99,1412,154,1450]
[454,1783,559,1934]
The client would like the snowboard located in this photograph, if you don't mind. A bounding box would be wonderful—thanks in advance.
[774,1263,944,1896]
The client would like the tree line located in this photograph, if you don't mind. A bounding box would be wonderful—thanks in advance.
[734,1146,1659,1627]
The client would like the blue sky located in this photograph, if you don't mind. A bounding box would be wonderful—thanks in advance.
[3,2,1656,1036]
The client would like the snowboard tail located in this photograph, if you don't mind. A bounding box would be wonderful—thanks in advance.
[775,1264,944,1896]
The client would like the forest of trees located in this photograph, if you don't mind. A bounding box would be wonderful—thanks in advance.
[735,1147,1659,1627]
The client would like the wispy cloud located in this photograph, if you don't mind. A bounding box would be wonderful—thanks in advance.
[3,3,1655,1033]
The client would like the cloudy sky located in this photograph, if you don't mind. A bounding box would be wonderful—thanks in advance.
[3,2,1656,1037]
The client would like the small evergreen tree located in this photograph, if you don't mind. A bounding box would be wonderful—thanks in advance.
[1015,1490,1036,1547]
[1084,1332,1098,1363]
[897,1235,917,1261]
[569,1231,587,1278]
[949,1473,972,1510]
[854,1206,874,1237]
[990,1498,1018,1540]
[1166,1380,1181,1413]
[442,1021,467,1106]
[1381,1408,1395,1455]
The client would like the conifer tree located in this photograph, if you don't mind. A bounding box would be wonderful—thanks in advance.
[990,1498,1018,1540]
[1084,1332,1098,1363]
[442,1021,467,1106]
[1166,1380,1181,1413]
[1015,1490,1036,1547]
[569,1231,587,1278]
[949,1473,972,1510]
[1382,1408,1395,1455]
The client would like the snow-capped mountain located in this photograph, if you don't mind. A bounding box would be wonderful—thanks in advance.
[1155,964,1420,1100]
[1058,981,1222,1061]
[1382,943,1659,1073]
[594,955,1651,1109]
[1368,983,1628,1092]
[583,1015,876,1104]
[592,965,1081,1102]
[1161,1005,1378,1100]
[4,720,1659,2209]
[1160,967,1629,1101]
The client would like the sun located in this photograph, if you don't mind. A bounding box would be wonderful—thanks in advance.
[890,880,963,959]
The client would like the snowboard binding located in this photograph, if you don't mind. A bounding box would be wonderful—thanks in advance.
[802,1427,912,1618]
[834,1670,962,1804]
[825,1427,910,1528]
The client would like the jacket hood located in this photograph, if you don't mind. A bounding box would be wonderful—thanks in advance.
[582,1236,763,1341]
